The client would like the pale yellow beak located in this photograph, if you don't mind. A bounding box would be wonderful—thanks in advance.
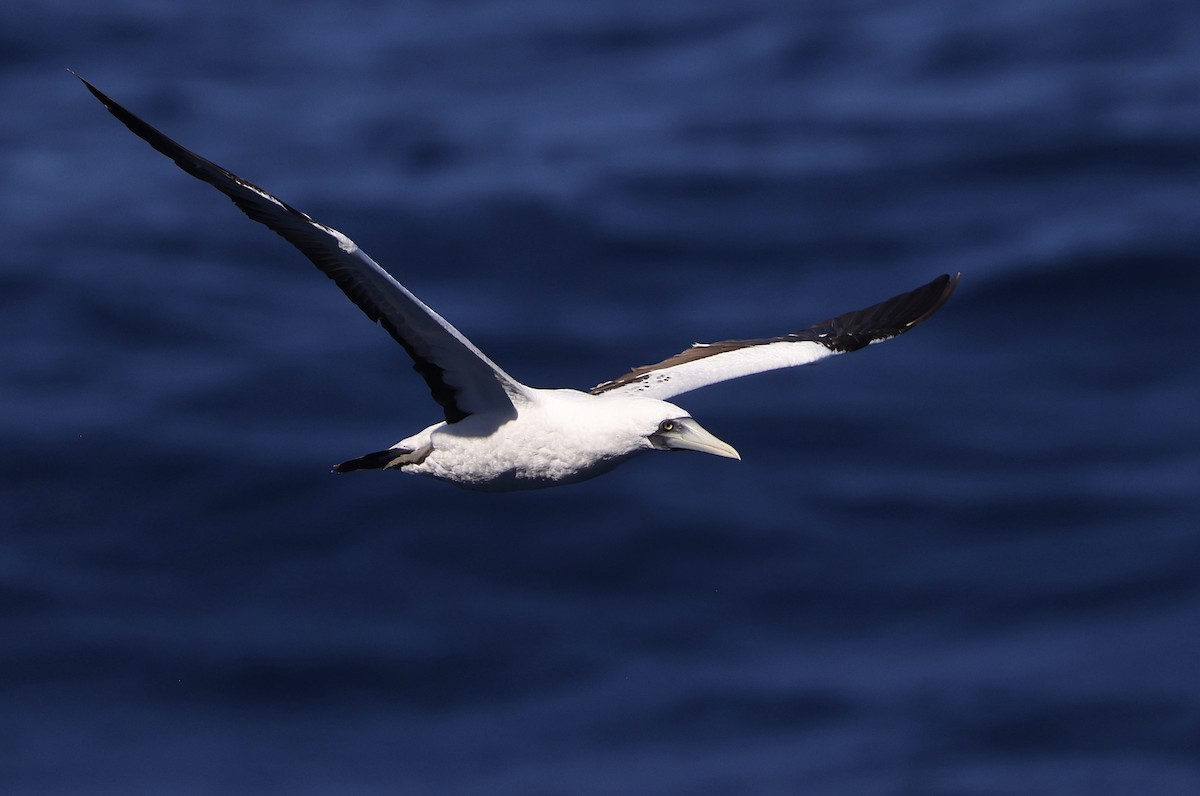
[653,417,741,460]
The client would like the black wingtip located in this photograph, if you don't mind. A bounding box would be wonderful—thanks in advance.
[803,272,960,353]
[73,72,171,150]
[914,272,959,327]
[68,69,110,107]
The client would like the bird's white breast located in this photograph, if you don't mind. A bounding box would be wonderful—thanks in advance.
[396,389,667,490]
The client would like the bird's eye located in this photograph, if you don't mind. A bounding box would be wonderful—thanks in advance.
[659,420,675,433]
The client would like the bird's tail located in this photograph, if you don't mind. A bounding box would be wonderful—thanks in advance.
[332,446,424,473]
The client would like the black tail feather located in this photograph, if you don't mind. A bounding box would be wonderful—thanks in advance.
[332,448,412,473]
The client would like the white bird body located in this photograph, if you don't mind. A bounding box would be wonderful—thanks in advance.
[77,73,957,492]
[391,391,708,491]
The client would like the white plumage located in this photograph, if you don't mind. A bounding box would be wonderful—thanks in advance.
[386,392,726,491]
[77,73,957,492]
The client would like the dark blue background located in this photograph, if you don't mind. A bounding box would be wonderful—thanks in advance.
[3,1,1199,793]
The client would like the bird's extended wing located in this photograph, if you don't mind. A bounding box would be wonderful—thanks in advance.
[76,73,525,424]
[591,273,958,400]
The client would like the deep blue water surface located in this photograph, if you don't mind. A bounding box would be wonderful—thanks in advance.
[3,1,1200,793]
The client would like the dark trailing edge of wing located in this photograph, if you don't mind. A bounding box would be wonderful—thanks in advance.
[72,71,472,424]
[591,273,958,394]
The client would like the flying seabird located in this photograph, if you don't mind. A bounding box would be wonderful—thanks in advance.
[76,74,958,492]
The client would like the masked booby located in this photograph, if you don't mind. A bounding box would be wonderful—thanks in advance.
[76,74,958,492]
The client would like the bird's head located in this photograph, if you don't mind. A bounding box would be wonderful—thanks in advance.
[632,400,741,461]
[540,392,740,470]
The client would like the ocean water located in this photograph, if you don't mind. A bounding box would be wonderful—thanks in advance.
[3,1,1199,793]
